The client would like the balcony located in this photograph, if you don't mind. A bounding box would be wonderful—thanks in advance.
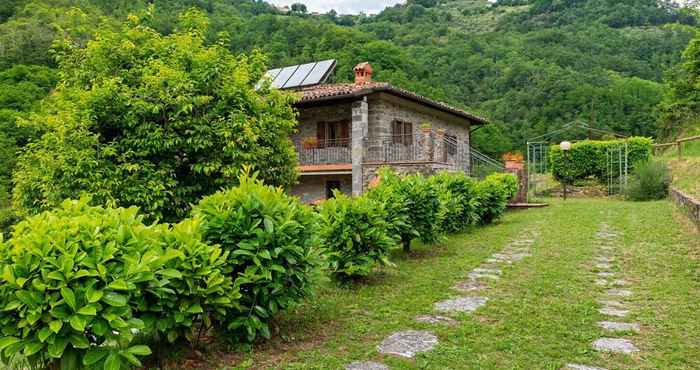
[295,138,351,165]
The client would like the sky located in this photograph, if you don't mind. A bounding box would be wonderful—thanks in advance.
[268,0,406,15]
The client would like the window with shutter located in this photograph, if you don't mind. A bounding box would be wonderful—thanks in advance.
[317,120,350,147]
[392,120,413,145]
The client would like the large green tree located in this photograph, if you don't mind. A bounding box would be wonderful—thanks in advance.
[12,7,299,221]
[659,31,700,138]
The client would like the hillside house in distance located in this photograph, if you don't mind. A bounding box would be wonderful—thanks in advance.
[264,60,488,203]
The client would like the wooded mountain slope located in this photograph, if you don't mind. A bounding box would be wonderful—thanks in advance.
[0,0,697,156]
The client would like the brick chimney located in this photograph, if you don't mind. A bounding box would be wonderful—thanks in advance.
[354,62,373,85]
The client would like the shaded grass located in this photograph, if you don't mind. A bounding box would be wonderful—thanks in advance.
[209,199,698,369]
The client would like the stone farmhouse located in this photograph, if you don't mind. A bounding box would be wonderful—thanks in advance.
[267,61,488,203]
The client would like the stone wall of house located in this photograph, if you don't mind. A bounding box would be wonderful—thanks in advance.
[292,101,353,143]
[367,93,471,149]
[361,162,453,192]
[290,174,352,203]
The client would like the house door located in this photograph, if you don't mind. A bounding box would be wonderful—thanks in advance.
[326,180,341,199]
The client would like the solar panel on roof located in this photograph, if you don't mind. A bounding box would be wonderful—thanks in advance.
[261,59,336,90]
[272,66,298,88]
[282,62,315,89]
[301,59,336,86]
[266,68,282,81]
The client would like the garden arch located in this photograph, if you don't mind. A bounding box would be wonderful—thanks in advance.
[525,121,629,202]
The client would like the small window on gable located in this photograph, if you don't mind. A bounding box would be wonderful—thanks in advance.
[392,120,413,145]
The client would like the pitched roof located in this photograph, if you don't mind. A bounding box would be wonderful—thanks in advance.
[296,82,487,125]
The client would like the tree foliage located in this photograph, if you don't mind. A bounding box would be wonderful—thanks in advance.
[11,7,299,221]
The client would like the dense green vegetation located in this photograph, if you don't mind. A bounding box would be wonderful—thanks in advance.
[9,7,300,222]
[202,198,700,369]
[0,165,516,369]
[549,137,653,183]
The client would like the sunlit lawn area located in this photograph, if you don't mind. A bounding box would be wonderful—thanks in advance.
[206,198,699,370]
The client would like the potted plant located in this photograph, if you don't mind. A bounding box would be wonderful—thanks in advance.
[301,137,318,149]
[502,152,524,170]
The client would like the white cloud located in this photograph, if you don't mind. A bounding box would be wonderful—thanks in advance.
[268,0,406,15]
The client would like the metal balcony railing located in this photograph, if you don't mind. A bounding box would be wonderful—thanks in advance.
[295,138,351,165]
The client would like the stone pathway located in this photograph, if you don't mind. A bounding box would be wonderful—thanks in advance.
[344,228,540,369]
[565,223,641,370]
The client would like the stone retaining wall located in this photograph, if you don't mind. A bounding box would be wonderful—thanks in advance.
[671,187,700,231]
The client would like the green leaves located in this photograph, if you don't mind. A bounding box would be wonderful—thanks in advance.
[102,292,127,307]
[12,7,299,223]
[192,171,319,342]
[549,137,653,183]
[319,192,396,280]
[60,287,76,310]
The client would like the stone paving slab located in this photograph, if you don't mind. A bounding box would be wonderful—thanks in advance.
[597,321,640,332]
[598,300,626,308]
[415,315,457,325]
[592,338,639,354]
[434,296,488,313]
[468,272,500,280]
[605,289,633,297]
[511,239,535,245]
[346,361,389,370]
[597,272,616,278]
[595,263,613,270]
[599,307,629,317]
[453,280,487,292]
[595,279,608,286]
[611,279,628,286]
[377,330,438,358]
[565,364,609,370]
[594,256,615,263]
[472,267,502,275]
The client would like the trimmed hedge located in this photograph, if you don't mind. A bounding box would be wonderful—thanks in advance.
[550,137,653,183]
[0,199,237,370]
[319,193,395,280]
[368,171,443,252]
[429,171,480,233]
[0,167,519,367]
[475,173,519,225]
[191,171,321,342]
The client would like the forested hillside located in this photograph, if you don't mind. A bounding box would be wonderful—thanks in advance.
[0,0,697,159]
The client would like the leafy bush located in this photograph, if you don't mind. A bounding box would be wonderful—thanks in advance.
[475,173,518,225]
[12,8,299,222]
[0,199,236,369]
[364,167,415,250]
[429,171,480,233]
[373,171,443,252]
[319,193,396,280]
[624,160,671,201]
[191,170,321,342]
[140,218,239,346]
[550,137,653,183]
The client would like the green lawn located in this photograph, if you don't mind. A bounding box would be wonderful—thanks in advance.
[207,198,699,370]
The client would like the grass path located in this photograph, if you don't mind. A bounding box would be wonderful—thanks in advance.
[215,199,699,369]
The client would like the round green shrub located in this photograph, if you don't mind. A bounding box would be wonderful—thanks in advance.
[475,173,518,225]
[0,199,236,369]
[191,170,321,342]
[364,167,415,249]
[429,171,480,232]
[319,193,396,280]
[367,170,443,252]
[624,159,671,201]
